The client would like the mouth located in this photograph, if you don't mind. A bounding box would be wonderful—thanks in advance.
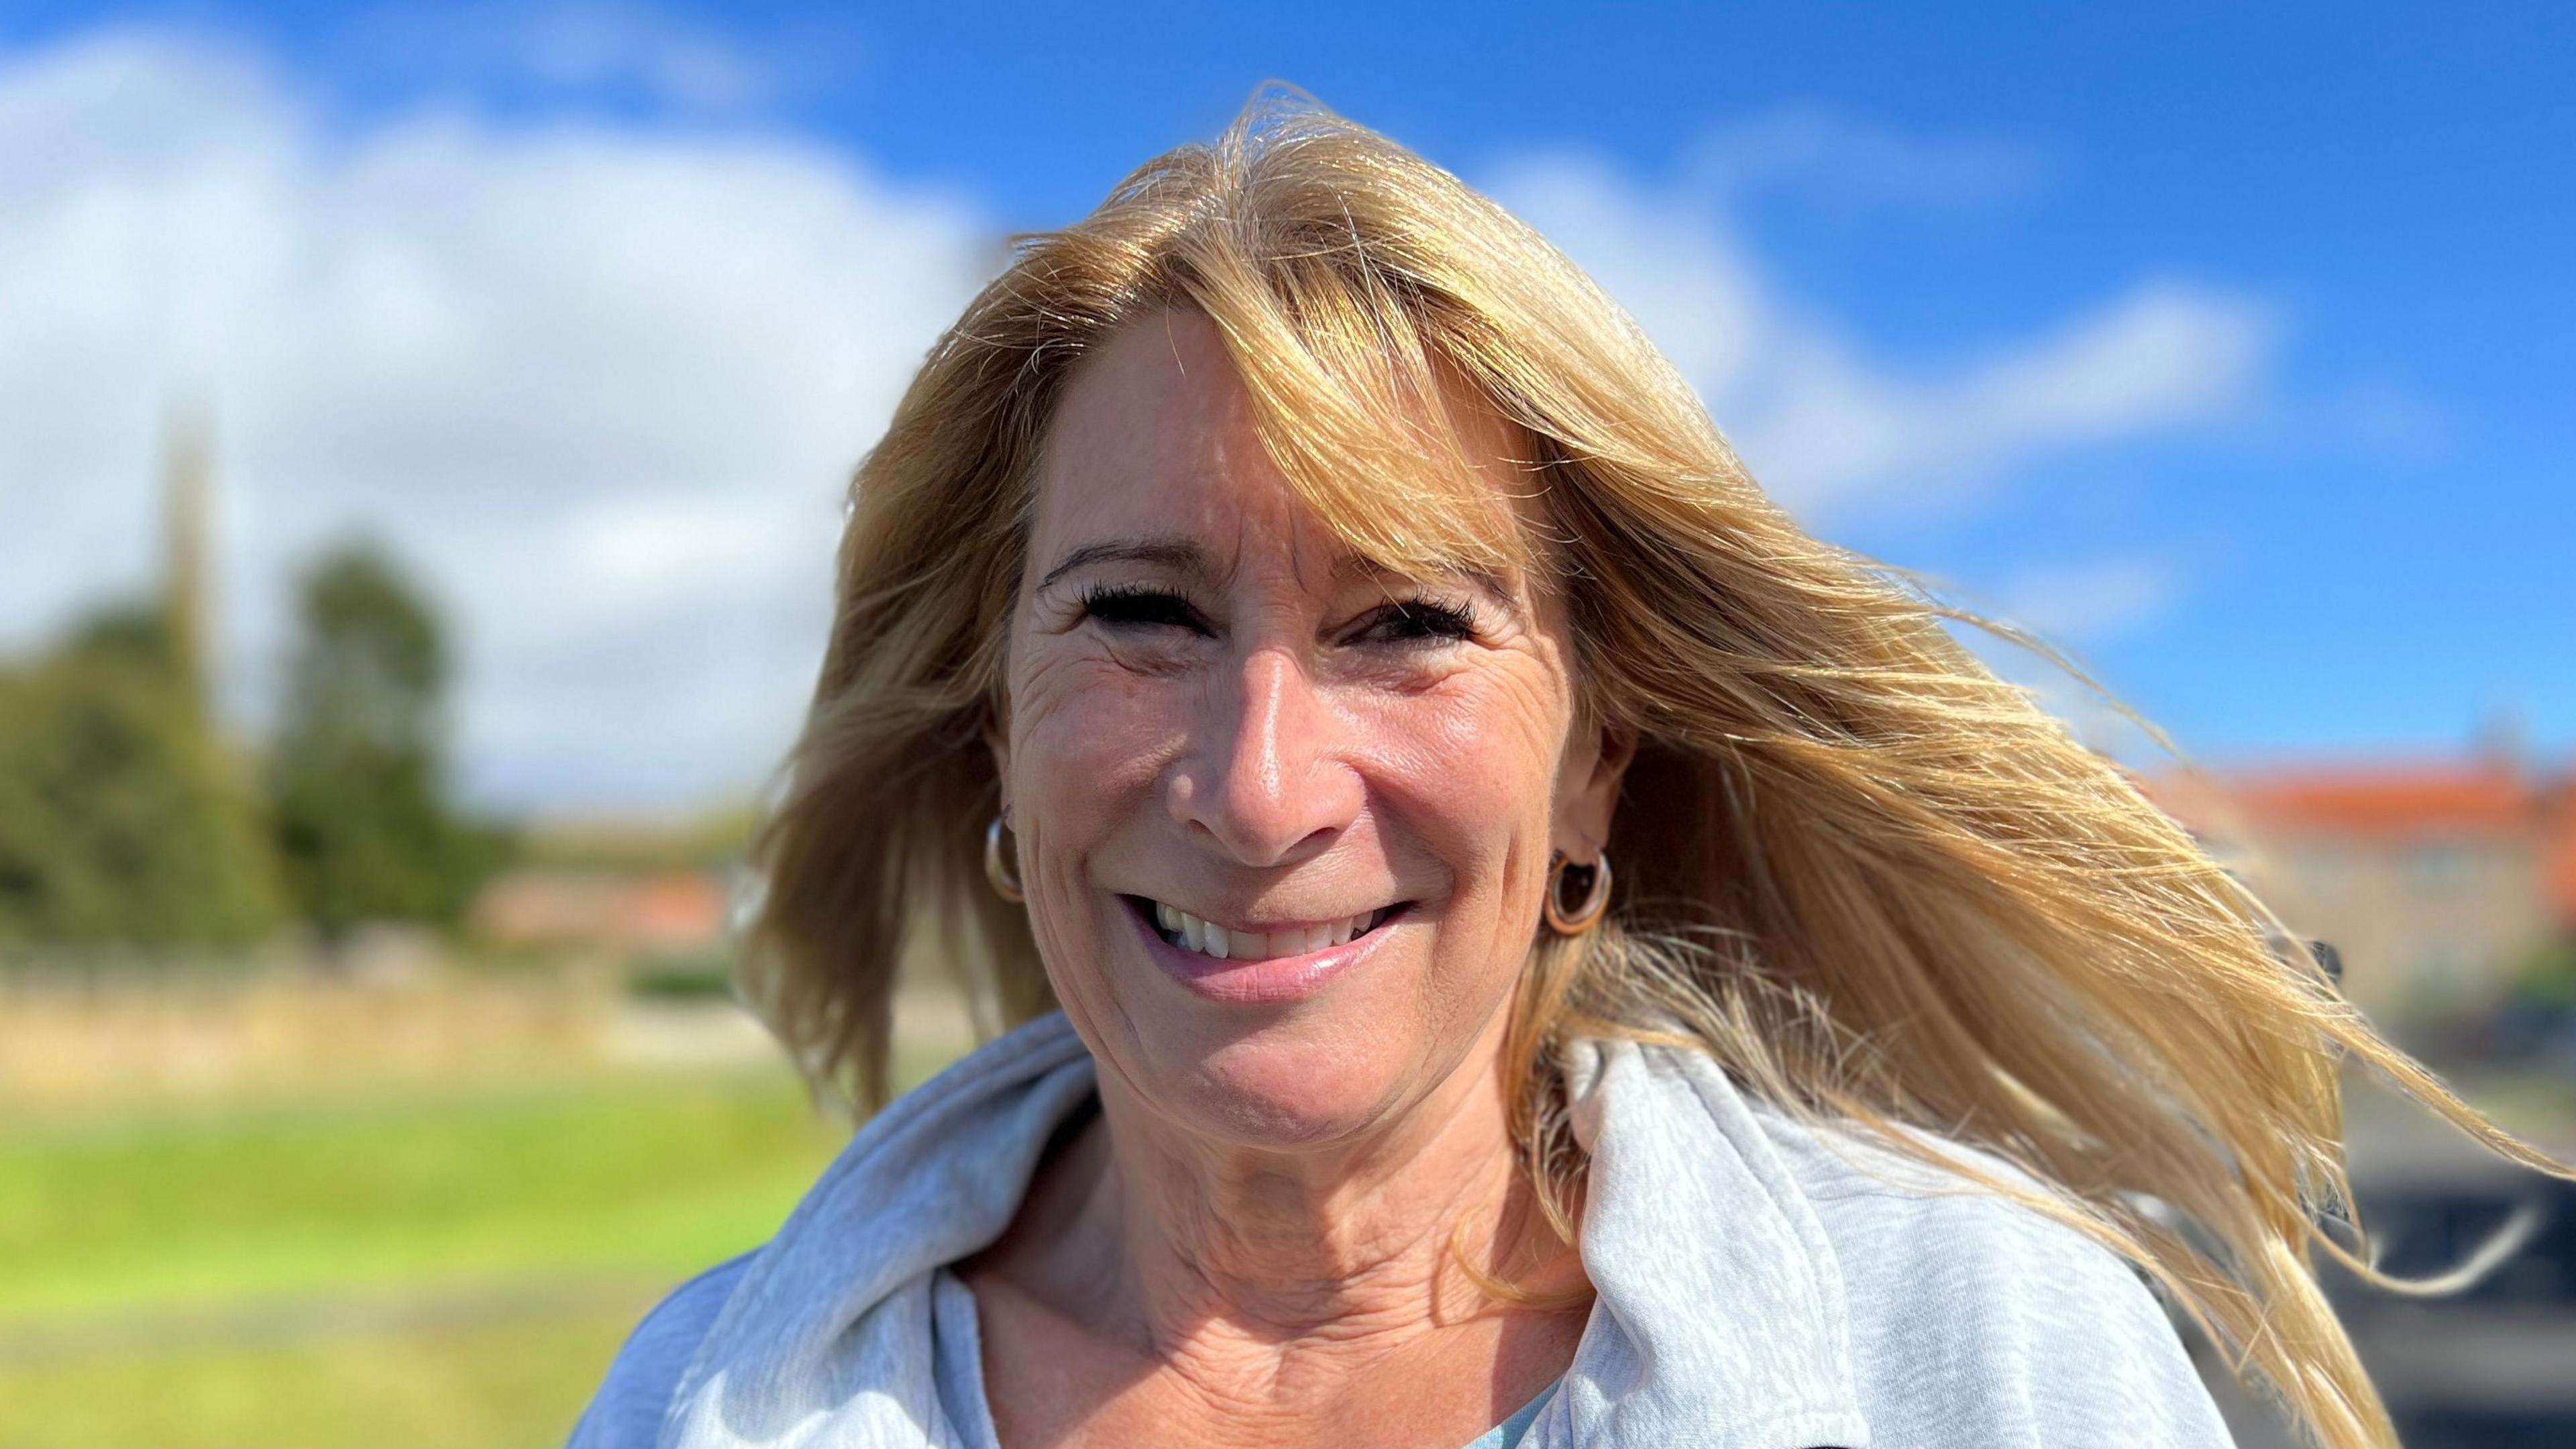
[1122,895,1408,963]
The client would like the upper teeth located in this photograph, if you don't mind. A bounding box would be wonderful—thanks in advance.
[1151,902,1378,961]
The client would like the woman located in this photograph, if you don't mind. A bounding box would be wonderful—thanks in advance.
[572,95,2557,1449]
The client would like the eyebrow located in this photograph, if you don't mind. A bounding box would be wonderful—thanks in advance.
[1035,537,1217,592]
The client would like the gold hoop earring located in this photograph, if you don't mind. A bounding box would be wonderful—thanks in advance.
[1544,850,1611,935]
[983,815,1024,904]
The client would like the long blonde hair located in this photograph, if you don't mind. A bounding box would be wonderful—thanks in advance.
[744,89,2562,1449]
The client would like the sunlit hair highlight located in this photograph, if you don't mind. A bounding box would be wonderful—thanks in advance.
[743,87,2565,1449]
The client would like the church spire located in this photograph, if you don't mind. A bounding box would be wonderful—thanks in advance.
[160,402,215,713]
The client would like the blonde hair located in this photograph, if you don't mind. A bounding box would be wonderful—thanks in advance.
[745,89,2563,1449]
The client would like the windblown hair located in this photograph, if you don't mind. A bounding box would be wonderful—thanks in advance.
[745,89,2560,1449]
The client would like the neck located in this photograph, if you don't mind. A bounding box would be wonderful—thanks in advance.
[1044,1013,1585,1360]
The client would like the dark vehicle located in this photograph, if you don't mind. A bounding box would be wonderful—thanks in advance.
[2205,1100,2576,1448]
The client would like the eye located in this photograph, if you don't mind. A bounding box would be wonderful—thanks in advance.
[1077,582,1212,635]
[1350,596,1478,646]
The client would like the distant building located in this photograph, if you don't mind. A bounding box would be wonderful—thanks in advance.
[2151,761,2574,1022]
[470,869,729,957]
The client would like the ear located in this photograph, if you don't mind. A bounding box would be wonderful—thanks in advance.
[1552,715,1638,861]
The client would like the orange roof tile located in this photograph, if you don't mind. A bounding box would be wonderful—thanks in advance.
[2143,763,2551,839]
[2546,784,2576,927]
[2145,761,2576,928]
[2220,765,2535,837]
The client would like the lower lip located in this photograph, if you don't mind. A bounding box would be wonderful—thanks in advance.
[1131,903,1399,1006]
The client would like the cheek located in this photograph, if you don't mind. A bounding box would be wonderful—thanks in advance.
[1005,653,1189,999]
[1329,670,1566,1016]
[1364,672,1564,839]
[1010,653,1185,813]
[1004,657,1173,1023]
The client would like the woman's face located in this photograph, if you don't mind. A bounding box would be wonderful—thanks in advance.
[996,309,1629,1151]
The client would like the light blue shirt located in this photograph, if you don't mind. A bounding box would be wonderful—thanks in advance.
[1460,1383,1552,1449]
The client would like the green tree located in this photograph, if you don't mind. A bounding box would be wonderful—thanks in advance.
[2513,936,2576,1008]
[267,542,506,941]
[0,608,283,949]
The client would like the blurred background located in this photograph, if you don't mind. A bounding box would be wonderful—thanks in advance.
[1,3,2569,1446]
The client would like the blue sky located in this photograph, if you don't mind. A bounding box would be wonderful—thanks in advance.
[2,2,2568,809]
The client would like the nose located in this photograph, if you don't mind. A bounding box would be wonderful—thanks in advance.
[1169,645,1362,868]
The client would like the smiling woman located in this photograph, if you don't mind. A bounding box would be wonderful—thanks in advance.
[568,92,2561,1449]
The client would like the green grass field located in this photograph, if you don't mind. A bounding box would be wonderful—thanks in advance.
[0,1051,959,1449]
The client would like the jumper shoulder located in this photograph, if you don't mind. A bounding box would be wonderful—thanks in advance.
[565,1250,760,1449]
[1760,1110,2237,1448]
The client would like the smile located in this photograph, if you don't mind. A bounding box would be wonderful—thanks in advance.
[1130,897,1405,962]
[1122,894,1410,1006]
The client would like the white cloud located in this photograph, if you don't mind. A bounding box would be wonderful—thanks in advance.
[1,36,2267,812]
[0,28,992,812]
[478,2,775,107]
[1682,105,2047,206]
[1992,555,2184,643]
[345,1,829,112]
[1483,150,2280,519]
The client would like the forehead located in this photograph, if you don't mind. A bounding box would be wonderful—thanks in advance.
[1038,310,1264,532]
[1032,308,1532,576]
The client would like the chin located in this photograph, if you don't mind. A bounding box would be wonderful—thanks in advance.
[1161,1025,1413,1149]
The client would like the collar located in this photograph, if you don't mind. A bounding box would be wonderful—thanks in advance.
[660,1013,1869,1449]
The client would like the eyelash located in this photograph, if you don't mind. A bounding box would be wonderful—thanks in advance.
[1075,582,1209,633]
[1073,584,1478,646]
[1354,596,1478,645]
